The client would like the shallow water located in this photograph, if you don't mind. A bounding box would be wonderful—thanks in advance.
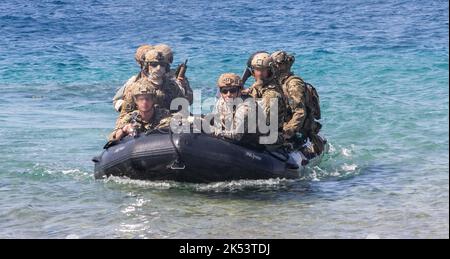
[0,0,448,238]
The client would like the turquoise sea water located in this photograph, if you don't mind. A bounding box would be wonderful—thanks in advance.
[0,0,448,238]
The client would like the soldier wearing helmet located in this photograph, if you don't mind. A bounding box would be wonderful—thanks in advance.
[110,84,171,141]
[271,50,325,157]
[143,48,168,85]
[217,73,244,100]
[153,44,193,104]
[135,44,153,66]
[113,44,192,111]
[142,46,192,106]
[245,51,287,146]
[153,44,173,64]
[115,46,192,130]
[212,73,254,142]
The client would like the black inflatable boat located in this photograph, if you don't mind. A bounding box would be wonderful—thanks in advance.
[92,131,309,183]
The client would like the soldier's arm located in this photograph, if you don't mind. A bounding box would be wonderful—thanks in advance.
[110,113,132,141]
[114,88,135,129]
[246,82,261,98]
[170,76,193,106]
[283,78,307,138]
[112,85,126,112]
[179,77,193,105]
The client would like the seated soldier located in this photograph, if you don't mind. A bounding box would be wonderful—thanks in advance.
[110,85,171,141]
[212,73,254,143]
[270,50,325,157]
[245,52,287,147]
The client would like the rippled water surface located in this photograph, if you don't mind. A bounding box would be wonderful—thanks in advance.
[0,0,448,238]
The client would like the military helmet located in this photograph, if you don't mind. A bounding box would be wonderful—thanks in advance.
[217,73,243,89]
[154,44,173,64]
[144,49,166,64]
[271,50,295,66]
[249,52,273,70]
[132,84,157,99]
[135,44,152,65]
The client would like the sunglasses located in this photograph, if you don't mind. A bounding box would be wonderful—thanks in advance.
[220,87,239,94]
[147,62,165,68]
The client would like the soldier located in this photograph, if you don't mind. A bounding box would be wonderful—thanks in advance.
[113,44,152,112]
[116,47,192,128]
[271,50,325,158]
[153,44,193,102]
[246,51,287,146]
[149,44,193,106]
[110,85,171,141]
[113,44,193,112]
[212,73,254,142]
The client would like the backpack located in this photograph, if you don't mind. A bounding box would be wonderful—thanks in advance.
[285,76,321,120]
[304,82,321,120]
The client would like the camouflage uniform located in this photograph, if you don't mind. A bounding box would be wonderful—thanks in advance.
[272,50,324,156]
[170,71,193,105]
[248,79,287,145]
[113,69,192,113]
[153,44,193,105]
[164,71,193,106]
[109,82,172,141]
[243,52,287,146]
[213,95,253,142]
[114,107,171,134]
[210,73,250,142]
[115,47,192,128]
[278,73,307,138]
[113,44,193,112]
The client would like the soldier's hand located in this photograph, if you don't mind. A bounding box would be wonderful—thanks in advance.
[176,76,187,87]
[241,88,251,95]
[122,124,134,135]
